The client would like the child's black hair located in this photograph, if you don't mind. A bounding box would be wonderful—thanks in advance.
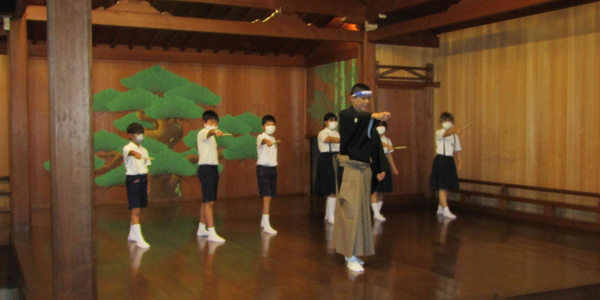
[323,112,337,126]
[350,83,371,96]
[126,123,144,136]
[202,110,219,123]
[439,112,454,123]
[374,120,388,128]
[262,115,276,126]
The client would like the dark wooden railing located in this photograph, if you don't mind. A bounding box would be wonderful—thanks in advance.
[455,179,600,231]
[0,176,10,213]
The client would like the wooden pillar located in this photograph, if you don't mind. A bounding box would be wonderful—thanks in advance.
[359,33,377,111]
[47,0,96,299]
[8,16,30,232]
[597,200,600,225]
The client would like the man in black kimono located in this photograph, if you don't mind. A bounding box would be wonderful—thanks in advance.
[333,83,391,272]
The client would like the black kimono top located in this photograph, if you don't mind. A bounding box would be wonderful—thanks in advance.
[339,105,390,175]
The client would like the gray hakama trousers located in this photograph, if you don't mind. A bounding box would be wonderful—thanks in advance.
[333,155,374,257]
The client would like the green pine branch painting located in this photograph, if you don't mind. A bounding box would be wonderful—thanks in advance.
[308,59,358,122]
[44,65,263,199]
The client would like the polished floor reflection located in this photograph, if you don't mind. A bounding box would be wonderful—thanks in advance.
[12,196,600,299]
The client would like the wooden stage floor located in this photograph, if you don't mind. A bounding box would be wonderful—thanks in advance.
[12,195,600,300]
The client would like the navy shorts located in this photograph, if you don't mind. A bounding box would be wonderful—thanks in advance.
[257,165,278,198]
[126,174,148,210]
[198,165,219,202]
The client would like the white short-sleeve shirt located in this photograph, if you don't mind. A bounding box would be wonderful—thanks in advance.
[435,129,462,156]
[256,133,278,167]
[380,135,393,156]
[123,142,151,175]
[197,128,219,165]
[317,128,340,153]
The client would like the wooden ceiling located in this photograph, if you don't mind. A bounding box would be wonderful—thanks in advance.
[26,0,344,57]
[22,0,463,58]
[2,0,598,62]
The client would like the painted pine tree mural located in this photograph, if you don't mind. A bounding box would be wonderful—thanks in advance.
[308,59,359,122]
[45,65,262,199]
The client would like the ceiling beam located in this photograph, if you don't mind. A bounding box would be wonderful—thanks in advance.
[92,27,103,47]
[368,0,437,15]
[28,44,305,68]
[159,0,365,17]
[128,28,139,49]
[146,30,161,50]
[369,0,566,42]
[181,32,197,51]
[110,28,122,48]
[26,5,364,43]
[164,31,181,50]
[32,22,43,44]
[230,8,255,53]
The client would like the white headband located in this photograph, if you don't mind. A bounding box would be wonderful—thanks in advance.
[352,90,372,97]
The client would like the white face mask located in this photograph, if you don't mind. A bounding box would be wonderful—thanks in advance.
[135,134,144,142]
[442,122,453,130]
[376,126,386,135]
[328,122,338,130]
[205,125,218,131]
[265,125,276,135]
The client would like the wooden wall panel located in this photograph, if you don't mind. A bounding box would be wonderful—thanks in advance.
[376,44,436,70]
[0,55,9,209]
[28,58,308,208]
[376,45,436,197]
[377,89,435,196]
[0,55,8,242]
[0,56,8,178]
[434,2,600,220]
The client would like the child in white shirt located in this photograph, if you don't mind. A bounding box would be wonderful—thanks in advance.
[123,123,152,249]
[196,110,225,243]
[429,112,463,219]
[371,121,399,221]
[315,112,340,224]
[256,115,278,234]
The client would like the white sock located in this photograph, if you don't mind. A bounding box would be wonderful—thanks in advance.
[437,205,444,214]
[132,224,150,248]
[262,215,270,228]
[128,223,136,241]
[371,203,379,216]
[377,201,383,215]
[326,197,336,219]
[262,215,277,234]
[132,224,143,240]
[444,207,450,214]
[207,227,226,243]
[197,223,209,236]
